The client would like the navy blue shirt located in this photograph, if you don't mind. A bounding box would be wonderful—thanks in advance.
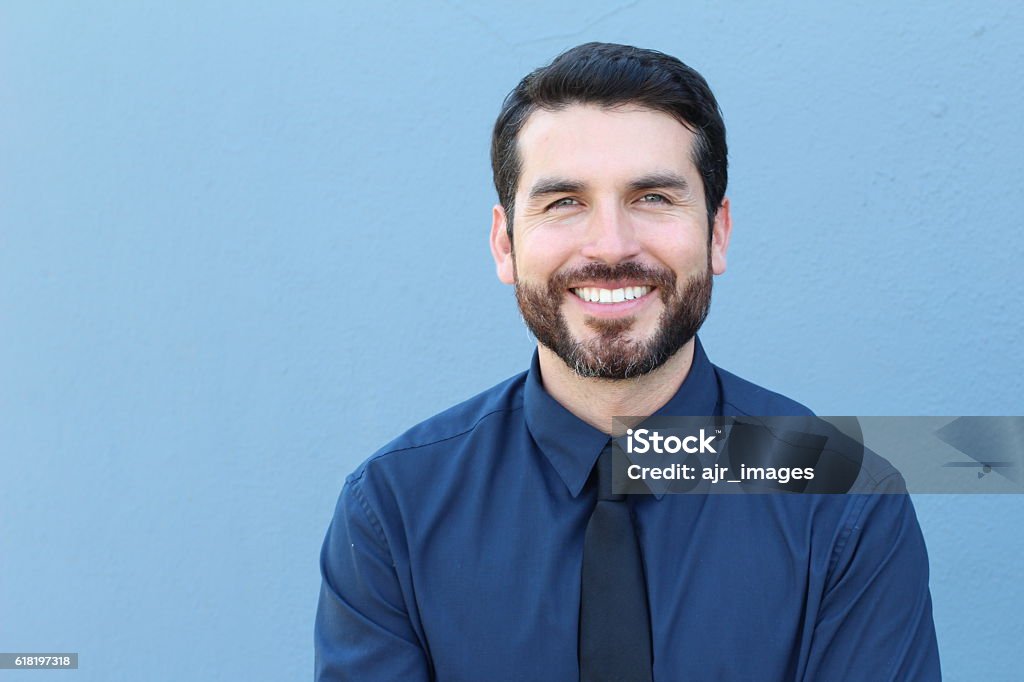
[315,339,940,680]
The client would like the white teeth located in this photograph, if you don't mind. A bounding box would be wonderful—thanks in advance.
[572,286,652,304]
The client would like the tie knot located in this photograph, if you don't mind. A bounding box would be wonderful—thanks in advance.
[594,444,625,501]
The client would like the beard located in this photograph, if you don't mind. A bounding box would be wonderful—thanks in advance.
[514,256,712,380]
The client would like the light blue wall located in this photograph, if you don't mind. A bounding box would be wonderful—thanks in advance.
[2,2,1021,679]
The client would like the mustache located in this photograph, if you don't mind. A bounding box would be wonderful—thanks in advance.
[547,261,677,295]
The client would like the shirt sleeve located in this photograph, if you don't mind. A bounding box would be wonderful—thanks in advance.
[802,480,941,681]
[314,477,432,681]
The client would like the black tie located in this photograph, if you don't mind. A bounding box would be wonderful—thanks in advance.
[579,443,654,682]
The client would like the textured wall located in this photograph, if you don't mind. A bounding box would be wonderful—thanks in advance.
[1,1,1021,680]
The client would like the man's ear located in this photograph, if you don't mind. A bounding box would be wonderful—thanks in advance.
[710,197,733,276]
[490,204,515,285]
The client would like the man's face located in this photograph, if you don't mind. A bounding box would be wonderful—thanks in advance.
[490,104,731,379]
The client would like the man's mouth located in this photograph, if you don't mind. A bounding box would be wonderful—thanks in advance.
[570,286,653,304]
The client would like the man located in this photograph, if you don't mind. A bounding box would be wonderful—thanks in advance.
[315,43,940,680]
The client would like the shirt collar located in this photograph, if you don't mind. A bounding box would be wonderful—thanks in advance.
[523,336,721,498]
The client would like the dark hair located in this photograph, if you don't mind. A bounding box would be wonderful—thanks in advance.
[491,42,727,239]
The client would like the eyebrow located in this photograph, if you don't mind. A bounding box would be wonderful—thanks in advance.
[527,178,586,201]
[627,172,691,194]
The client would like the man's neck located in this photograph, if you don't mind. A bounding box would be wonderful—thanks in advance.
[537,339,697,435]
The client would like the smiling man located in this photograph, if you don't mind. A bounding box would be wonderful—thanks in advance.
[315,43,940,681]
[493,103,724,429]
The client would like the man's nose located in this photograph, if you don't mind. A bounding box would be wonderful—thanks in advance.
[579,202,642,264]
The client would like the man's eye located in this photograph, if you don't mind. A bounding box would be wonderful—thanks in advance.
[639,193,669,204]
[549,197,580,209]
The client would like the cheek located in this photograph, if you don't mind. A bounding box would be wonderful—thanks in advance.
[649,237,709,270]
[515,239,574,282]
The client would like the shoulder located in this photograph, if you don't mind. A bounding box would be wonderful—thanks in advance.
[346,369,528,488]
[713,364,907,492]
[713,365,815,417]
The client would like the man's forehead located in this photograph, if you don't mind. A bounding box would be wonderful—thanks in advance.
[515,104,699,192]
